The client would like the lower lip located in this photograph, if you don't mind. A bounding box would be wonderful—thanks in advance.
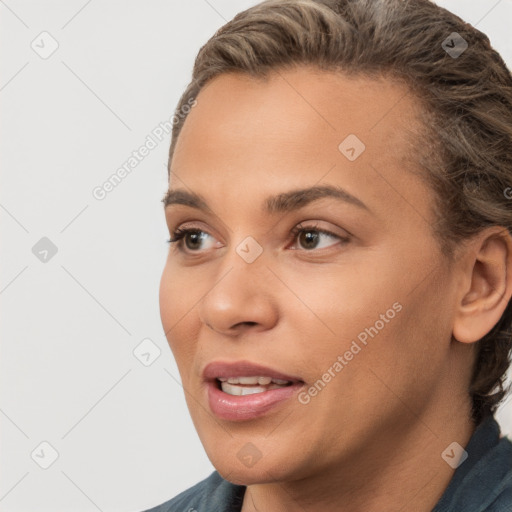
[206,380,304,421]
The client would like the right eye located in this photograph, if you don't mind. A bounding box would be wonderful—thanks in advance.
[167,227,218,252]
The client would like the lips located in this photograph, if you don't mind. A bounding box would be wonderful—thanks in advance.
[202,360,305,421]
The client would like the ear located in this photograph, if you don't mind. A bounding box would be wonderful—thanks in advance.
[452,226,512,344]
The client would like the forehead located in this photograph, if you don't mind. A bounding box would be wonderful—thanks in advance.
[169,66,432,224]
[175,67,421,155]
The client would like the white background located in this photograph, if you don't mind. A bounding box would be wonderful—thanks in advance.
[1,1,511,511]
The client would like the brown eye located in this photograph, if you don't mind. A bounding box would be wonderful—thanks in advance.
[168,228,216,252]
[184,231,207,250]
[290,224,348,251]
[298,230,321,250]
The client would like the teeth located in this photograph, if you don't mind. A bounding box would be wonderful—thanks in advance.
[220,381,289,396]
[217,376,291,385]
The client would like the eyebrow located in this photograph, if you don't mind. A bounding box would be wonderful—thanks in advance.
[162,184,370,214]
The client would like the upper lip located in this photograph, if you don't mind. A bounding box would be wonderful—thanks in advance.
[202,360,304,383]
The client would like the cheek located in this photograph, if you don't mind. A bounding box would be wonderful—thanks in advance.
[159,260,217,383]
[159,262,197,354]
[278,257,403,344]
[159,264,176,333]
[281,248,449,386]
[159,258,203,329]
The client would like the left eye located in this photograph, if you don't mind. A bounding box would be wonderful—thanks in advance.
[289,224,347,251]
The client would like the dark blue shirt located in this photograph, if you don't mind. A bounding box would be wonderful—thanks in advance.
[144,415,512,511]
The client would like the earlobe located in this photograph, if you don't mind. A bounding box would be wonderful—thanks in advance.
[452,227,512,344]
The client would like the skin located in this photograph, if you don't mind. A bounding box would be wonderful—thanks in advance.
[159,66,512,512]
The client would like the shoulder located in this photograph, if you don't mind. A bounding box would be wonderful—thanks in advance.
[465,427,512,511]
[434,417,512,512]
[481,435,512,511]
[142,471,246,512]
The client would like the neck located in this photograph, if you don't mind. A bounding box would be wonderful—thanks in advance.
[241,402,476,512]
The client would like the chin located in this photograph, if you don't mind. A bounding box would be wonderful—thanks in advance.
[215,464,279,486]
[208,447,300,486]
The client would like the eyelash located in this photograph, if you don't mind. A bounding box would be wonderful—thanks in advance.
[166,223,349,253]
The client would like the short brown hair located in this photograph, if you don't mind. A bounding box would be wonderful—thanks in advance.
[167,0,512,424]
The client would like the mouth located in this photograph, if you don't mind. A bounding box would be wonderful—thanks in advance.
[215,375,295,396]
[202,360,305,421]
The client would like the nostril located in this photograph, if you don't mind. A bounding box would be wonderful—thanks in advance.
[233,321,258,329]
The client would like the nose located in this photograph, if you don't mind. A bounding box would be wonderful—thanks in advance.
[198,254,279,337]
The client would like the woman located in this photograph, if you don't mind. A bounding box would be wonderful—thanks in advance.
[149,0,512,510]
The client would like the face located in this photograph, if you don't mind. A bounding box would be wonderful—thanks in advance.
[159,66,461,485]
